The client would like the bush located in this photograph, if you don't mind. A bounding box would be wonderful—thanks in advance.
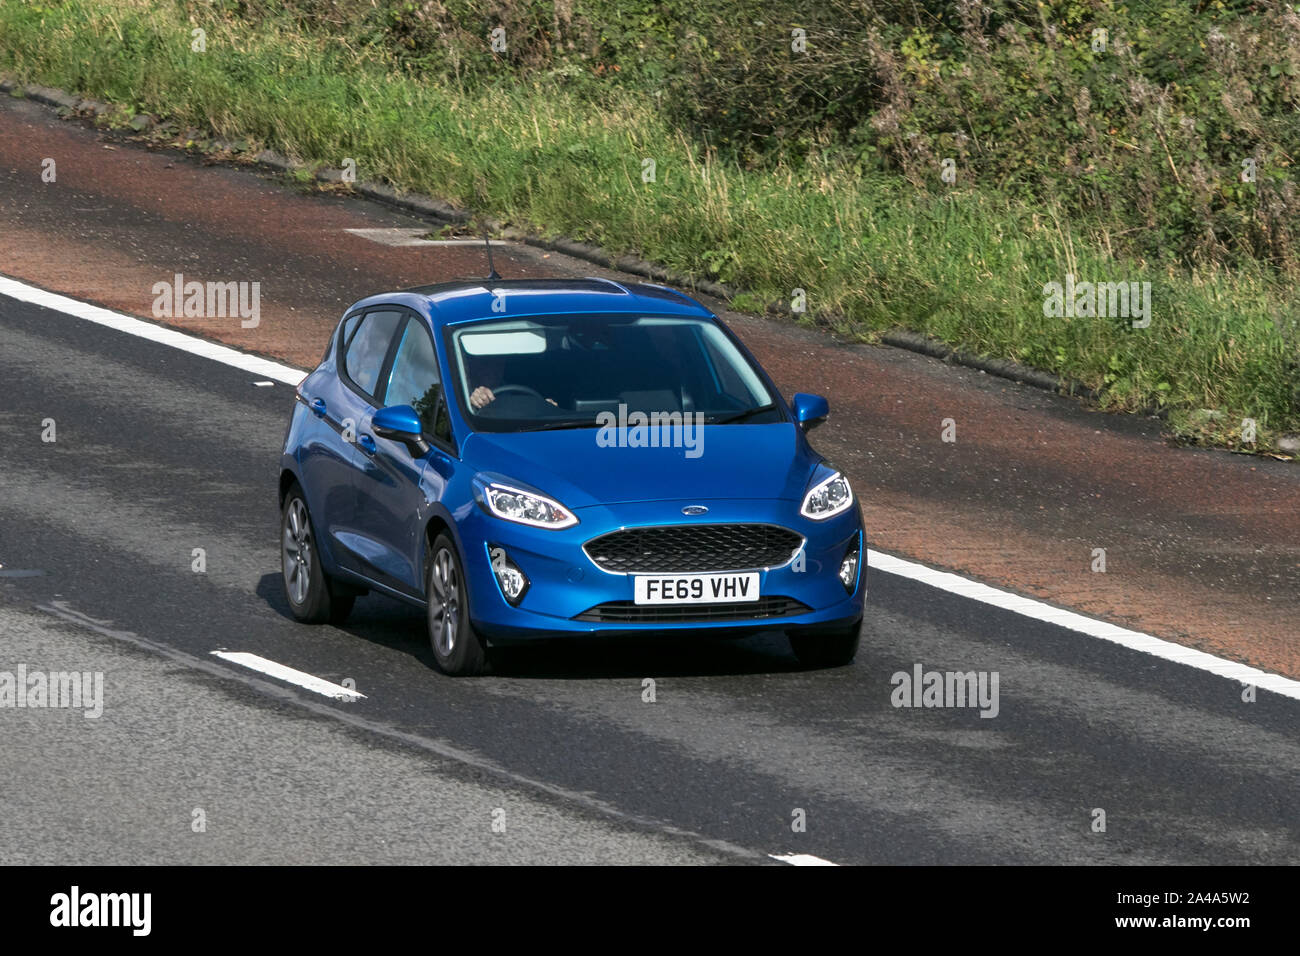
[1,0,1296,442]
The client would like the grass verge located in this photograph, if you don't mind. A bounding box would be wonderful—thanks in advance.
[1,0,1297,449]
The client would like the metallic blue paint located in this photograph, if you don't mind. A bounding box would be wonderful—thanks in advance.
[280,278,865,642]
[791,392,830,427]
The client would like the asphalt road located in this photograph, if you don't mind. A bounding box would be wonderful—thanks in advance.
[3,93,1298,676]
[2,292,1298,865]
[3,92,1299,678]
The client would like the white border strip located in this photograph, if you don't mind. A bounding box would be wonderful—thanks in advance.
[770,854,839,866]
[868,549,1300,702]
[6,272,1298,703]
[0,274,306,386]
[211,651,364,700]
[344,227,519,247]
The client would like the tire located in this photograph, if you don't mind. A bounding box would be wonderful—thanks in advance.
[281,484,355,625]
[426,533,489,676]
[789,622,861,669]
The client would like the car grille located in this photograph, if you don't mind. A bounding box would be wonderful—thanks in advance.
[574,596,810,624]
[583,523,803,574]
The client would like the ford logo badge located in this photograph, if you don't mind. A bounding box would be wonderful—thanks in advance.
[681,505,709,516]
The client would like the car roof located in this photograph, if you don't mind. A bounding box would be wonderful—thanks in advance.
[345,277,714,326]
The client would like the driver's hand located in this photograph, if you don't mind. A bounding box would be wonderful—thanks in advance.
[470,386,495,410]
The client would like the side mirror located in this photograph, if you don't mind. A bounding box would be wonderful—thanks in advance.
[372,404,429,455]
[791,392,829,431]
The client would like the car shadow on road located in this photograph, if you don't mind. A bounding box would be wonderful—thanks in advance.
[257,573,810,679]
[487,631,805,680]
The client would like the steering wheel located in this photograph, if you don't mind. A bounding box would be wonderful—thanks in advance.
[490,384,547,403]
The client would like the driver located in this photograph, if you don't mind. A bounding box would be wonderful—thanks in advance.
[468,355,505,410]
[467,354,557,410]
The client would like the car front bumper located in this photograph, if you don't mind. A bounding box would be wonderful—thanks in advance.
[456,497,865,642]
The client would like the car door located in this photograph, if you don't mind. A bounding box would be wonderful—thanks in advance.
[352,310,457,595]
[326,307,405,576]
[293,310,377,574]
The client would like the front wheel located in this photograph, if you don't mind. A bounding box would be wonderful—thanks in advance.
[788,623,861,669]
[426,534,489,676]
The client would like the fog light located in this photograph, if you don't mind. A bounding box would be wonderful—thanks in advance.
[489,546,529,606]
[838,545,859,592]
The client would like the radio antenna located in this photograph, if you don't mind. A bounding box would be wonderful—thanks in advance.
[483,222,500,281]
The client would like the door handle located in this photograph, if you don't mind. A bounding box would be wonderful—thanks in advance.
[358,434,377,455]
[310,398,327,417]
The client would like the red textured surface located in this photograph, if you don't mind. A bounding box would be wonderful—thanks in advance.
[2,97,1296,677]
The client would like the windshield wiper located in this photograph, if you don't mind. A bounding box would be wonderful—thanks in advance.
[707,403,778,425]
[516,418,601,432]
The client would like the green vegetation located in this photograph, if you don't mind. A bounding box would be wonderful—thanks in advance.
[1,0,1297,447]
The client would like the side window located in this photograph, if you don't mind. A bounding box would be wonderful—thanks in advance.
[385,318,445,437]
[343,310,402,397]
[340,312,364,351]
[432,398,452,443]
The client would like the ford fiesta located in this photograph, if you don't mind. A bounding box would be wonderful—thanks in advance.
[279,277,864,675]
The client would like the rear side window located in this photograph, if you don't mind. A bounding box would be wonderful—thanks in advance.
[343,310,402,397]
[385,320,445,436]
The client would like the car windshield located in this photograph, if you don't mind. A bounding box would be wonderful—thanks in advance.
[448,315,778,432]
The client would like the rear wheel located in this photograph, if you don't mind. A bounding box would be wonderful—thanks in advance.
[426,534,489,676]
[788,622,861,669]
[281,485,355,624]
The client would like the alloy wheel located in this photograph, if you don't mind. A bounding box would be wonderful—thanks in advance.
[283,497,313,606]
[429,547,460,656]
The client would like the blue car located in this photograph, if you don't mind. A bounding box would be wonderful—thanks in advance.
[279,278,864,674]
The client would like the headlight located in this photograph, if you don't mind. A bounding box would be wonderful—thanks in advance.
[482,483,578,529]
[800,471,853,520]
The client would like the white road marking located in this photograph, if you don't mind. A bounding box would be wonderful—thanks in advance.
[868,548,1300,701]
[0,273,306,386]
[38,601,757,860]
[252,380,275,387]
[210,651,364,700]
[770,853,839,866]
[418,240,510,246]
[344,227,502,247]
[5,271,1297,701]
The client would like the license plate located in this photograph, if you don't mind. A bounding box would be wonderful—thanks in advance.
[633,572,760,605]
